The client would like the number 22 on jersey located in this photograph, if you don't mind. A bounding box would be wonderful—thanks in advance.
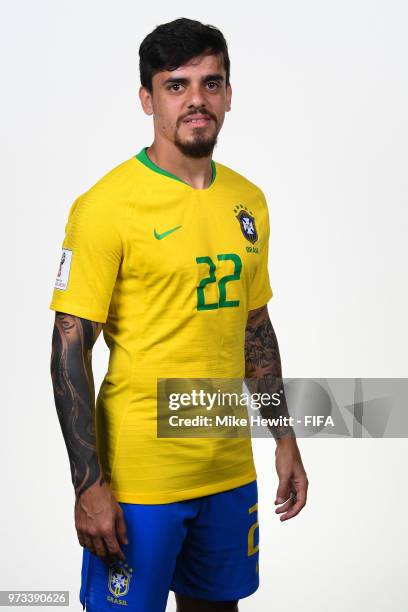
[196,253,242,311]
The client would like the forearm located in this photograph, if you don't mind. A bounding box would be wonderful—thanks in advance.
[244,305,295,442]
[50,312,104,498]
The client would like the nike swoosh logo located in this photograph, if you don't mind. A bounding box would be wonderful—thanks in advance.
[154,225,183,240]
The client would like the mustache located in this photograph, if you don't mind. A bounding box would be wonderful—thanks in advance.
[178,110,217,125]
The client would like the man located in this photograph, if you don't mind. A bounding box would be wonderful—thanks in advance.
[50,17,308,612]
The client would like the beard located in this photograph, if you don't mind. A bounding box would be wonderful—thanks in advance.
[174,126,218,159]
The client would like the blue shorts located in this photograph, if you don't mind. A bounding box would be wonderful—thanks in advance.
[80,479,259,611]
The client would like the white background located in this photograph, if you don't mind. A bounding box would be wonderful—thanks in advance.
[2,0,407,610]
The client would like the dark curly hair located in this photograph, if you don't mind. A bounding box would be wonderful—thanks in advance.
[139,17,230,93]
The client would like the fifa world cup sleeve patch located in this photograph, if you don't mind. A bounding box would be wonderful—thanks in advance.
[54,248,72,290]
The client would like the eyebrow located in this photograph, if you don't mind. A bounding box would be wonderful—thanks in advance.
[162,73,225,87]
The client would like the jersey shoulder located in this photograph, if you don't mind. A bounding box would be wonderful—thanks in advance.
[80,156,139,203]
[64,157,138,231]
[214,160,266,201]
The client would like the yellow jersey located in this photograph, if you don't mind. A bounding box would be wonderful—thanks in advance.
[49,147,273,503]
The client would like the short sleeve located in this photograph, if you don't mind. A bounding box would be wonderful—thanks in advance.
[248,192,273,310]
[49,194,123,323]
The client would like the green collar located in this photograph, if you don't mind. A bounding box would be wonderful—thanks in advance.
[135,147,216,188]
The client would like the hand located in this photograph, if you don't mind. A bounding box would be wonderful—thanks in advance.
[274,437,308,521]
[75,479,128,562]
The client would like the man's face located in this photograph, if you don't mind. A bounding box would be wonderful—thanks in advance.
[140,52,232,158]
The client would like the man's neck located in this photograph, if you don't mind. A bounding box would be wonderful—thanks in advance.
[147,140,213,190]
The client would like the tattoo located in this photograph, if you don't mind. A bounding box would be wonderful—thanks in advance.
[245,306,295,440]
[50,312,103,498]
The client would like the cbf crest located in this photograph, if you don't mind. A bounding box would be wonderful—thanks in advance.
[108,561,133,598]
[234,204,258,244]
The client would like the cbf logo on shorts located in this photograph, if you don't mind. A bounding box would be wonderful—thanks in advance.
[108,561,133,598]
[233,204,258,244]
[54,248,72,290]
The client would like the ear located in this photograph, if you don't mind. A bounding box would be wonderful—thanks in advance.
[226,83,232,112]
[139,85,154,116]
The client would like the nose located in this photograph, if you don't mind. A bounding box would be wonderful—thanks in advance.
[186,82,207,109]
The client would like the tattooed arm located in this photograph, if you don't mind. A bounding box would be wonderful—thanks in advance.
[51,312,103,495]
[245,305,309,520]
[245,304,294,440]
[51,312,127,559]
